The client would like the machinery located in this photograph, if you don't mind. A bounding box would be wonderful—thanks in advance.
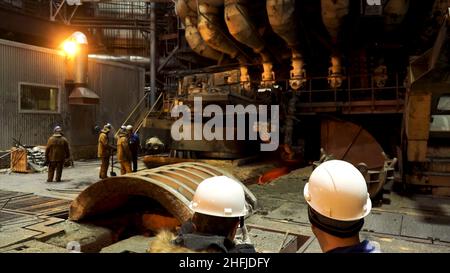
[141,0,450,197]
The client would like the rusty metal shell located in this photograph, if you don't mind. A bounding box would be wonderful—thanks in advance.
[69,162,257,223]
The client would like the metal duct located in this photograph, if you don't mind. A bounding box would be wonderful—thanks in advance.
[185,16,223,61]
[69,162,257,222]
[321,0,349,88]
[175,0,222,61]
[197,2,242,60]
[225,0,275,87]
[267,0,305,90]
[196,1,250,89]
[384,0,410,31]
[65,32,100,105]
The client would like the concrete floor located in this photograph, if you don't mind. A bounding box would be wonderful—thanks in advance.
[0,158,449,253]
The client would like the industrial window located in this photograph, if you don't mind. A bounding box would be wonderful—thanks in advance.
[437,96,450,111]
[19,83,60,113]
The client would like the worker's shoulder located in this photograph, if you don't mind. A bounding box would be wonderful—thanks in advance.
[149,230,189,253]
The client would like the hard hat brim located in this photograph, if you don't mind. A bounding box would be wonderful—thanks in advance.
[303,182,372,222]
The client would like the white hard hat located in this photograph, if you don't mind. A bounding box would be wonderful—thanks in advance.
[54,126,62,132]
[303,160,371,221]
[126,125,133,131]
[190,176,247,218]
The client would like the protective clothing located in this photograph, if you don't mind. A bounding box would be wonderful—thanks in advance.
[148,221,256,253]
[117,132,132,175]
[98,125,113,179]
[45,132,70,182]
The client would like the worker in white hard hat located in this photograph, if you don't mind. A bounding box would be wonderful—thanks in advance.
[303,160,381,253]
[148,176,256,253]
[126,125,140,172]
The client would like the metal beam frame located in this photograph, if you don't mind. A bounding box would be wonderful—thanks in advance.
[50,0,80,25]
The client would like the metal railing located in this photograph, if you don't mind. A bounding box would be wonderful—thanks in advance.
[115,91,163,139]
[291,73,406,113]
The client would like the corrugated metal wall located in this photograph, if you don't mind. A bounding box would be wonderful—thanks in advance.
[0,39,145,156]
[88,59,145,131]
[0,39,67,149]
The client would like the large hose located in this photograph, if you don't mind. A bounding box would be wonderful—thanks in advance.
[175,0,222,61]
[225,0,275,87]
[321,0,349,88]
[196,1,250,90]
[267,0,305,90]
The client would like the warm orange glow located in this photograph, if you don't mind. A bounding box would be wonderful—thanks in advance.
[71,31,88,45]
[62,40,78,56]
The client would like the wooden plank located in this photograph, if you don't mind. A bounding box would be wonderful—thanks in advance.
[159,33,178,40]
[407,175,450,187]
[24,217,65,240]
[18,199,70,213]
[407,140,428,162]
[10,148,29,173]
[427,147,450,158]
[432,187,450,197]
[0,190,32,201]
[405,93,431,140]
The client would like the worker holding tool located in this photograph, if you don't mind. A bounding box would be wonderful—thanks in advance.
[97,123,115,179]
[45,126,70,182]
[117,126,132,175]
[303,160,381,253]
[148,176,256,253]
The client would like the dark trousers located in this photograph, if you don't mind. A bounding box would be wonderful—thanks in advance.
[48,161,64,182]
[99,156,110,179]
[131,154,138,172]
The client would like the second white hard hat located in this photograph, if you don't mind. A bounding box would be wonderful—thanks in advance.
[303,160,372,221]
[190,176,247,218]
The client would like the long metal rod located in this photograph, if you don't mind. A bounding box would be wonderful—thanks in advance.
[136,91,163,132]
[114,92,150,139]
[150,1,157,106]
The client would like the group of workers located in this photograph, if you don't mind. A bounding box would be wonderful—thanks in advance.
[148,160,380,253]
[98,123,140,177]
[44,123,140,182]
[44,125,379,253]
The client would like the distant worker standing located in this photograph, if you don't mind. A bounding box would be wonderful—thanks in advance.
[303,160,381,253]
[117,127,132,175]
[45,126,70,182]
[126,125,140,172]
[98,123,114,179]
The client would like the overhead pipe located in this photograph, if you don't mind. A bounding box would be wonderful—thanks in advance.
[175,0,222,61]
[267,0,305,90]
[225,0,275,87]
[196,1,251,90]
[150,2,157,106]
[321,0,349,88]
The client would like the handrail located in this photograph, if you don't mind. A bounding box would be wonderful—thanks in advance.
[114,92,150,139]
[135,92,164,133]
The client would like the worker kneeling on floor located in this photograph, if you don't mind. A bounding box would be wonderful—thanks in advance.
[303,160,381,253]
[148,176,256,253]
